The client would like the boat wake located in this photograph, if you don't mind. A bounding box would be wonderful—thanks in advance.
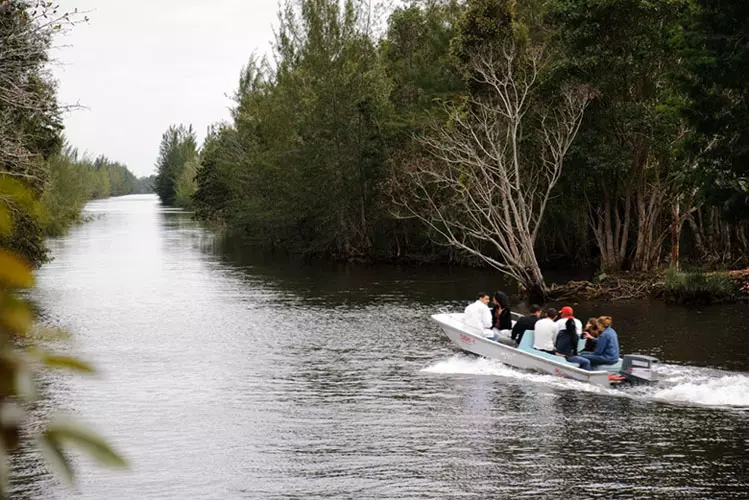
[422,355,749,409]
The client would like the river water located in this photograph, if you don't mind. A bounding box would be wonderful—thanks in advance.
[14,195,749,499]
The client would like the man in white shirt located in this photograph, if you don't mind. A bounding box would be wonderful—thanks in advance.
[533,308,559,353]
[555,306,583,335]
[464,292,494,338]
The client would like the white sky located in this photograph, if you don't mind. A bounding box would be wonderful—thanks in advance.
[52,1,278,177]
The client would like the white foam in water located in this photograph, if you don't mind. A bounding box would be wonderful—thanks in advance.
[651,365,749,408]
[423,355,749,409]
[422,354,614,395]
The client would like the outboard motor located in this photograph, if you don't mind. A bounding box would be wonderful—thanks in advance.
[619,354,660,384]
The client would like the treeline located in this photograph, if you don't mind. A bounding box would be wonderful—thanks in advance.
[0,2,150,265]
[42,147,155,236]
[153,125,199,209]
[155,0,748,296]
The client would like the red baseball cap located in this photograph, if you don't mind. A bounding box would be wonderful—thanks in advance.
[559,306,574,317]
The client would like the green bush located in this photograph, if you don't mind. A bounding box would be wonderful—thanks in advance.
[663,268,738,304]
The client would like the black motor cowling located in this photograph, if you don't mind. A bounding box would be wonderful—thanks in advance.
[619,354,660,384]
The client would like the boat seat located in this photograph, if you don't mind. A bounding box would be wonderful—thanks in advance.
[517,330,587,369]
[577,338,587,352]
[517,330,535,350]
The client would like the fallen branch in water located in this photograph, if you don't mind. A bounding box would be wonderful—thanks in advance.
[547,273,665,302]
[547,269,749,304]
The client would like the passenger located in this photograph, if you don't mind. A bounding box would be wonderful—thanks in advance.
[533,308,558,354]
[554,316,592,370]
[464,292,494,338]
[580,316,620,367]
[491,291,512,331]
[582,317,601,352]
[555,306,582,336]
[511,304,542,344]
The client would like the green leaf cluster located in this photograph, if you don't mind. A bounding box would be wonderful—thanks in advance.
[154,125,199,207]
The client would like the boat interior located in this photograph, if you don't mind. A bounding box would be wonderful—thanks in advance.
[514,329,623,372]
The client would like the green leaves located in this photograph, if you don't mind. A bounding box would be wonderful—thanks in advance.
[37,353,96,374]
[41,418,127,480]
[154,125,199,207]
[0,251,34,289]
[36,415,128,488]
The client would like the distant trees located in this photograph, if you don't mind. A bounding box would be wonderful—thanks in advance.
[154,124,198,207]
[41,146,148,235]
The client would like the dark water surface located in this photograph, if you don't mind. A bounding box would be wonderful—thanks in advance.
[15,195,749,499]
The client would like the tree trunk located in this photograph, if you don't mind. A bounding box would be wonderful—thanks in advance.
[670,199,681,270]
[521,264,548,304]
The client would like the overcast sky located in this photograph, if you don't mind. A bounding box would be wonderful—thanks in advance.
[53,1,278,177]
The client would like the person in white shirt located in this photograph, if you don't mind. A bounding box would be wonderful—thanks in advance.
[555,306,583,335]
[463,292,494,338]
[533,308,559,353]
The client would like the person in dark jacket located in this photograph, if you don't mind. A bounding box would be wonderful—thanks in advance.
[555,317,591,370]
[511,304,542,344]
[491,291,512,330]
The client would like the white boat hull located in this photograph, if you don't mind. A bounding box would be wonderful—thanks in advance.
[431,313,613,387]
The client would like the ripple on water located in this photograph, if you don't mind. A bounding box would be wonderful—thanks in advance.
[17,195,749,499]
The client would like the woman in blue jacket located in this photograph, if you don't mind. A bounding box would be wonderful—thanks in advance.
[580,316,620,367]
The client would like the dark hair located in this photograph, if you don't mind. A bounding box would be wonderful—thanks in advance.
[565,317,576,335]
[477,292,490,300]
[494,291,510,308]
[545,307,557,319]
[530,304,541,314]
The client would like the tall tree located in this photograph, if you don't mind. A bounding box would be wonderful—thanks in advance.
[0,0,67,265]
[154,124,198,206]
[549,0,693,272]
[683,0,749,217]
[392,0,591,300]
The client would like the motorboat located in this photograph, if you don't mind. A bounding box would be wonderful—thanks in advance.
[431,312,659,387]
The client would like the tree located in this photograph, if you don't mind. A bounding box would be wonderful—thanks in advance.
[154,125,198,206]
[549,0,693,272]
[392,0,591,301]
[0,1,72,265]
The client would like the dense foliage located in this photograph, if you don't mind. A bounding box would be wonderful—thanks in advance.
[168,0,749,288]
[154,125,198,208]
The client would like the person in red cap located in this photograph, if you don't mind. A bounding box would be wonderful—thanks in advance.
[555,306,582,336]
[554,306,590,370]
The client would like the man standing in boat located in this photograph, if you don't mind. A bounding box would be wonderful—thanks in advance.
[464,292,495,338]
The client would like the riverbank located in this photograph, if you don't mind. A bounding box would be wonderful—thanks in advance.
[549,269,749,305]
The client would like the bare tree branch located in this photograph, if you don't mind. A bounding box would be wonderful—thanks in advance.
[390,43,591,298]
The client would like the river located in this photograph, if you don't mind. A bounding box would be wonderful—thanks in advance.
[13,194,749,499]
